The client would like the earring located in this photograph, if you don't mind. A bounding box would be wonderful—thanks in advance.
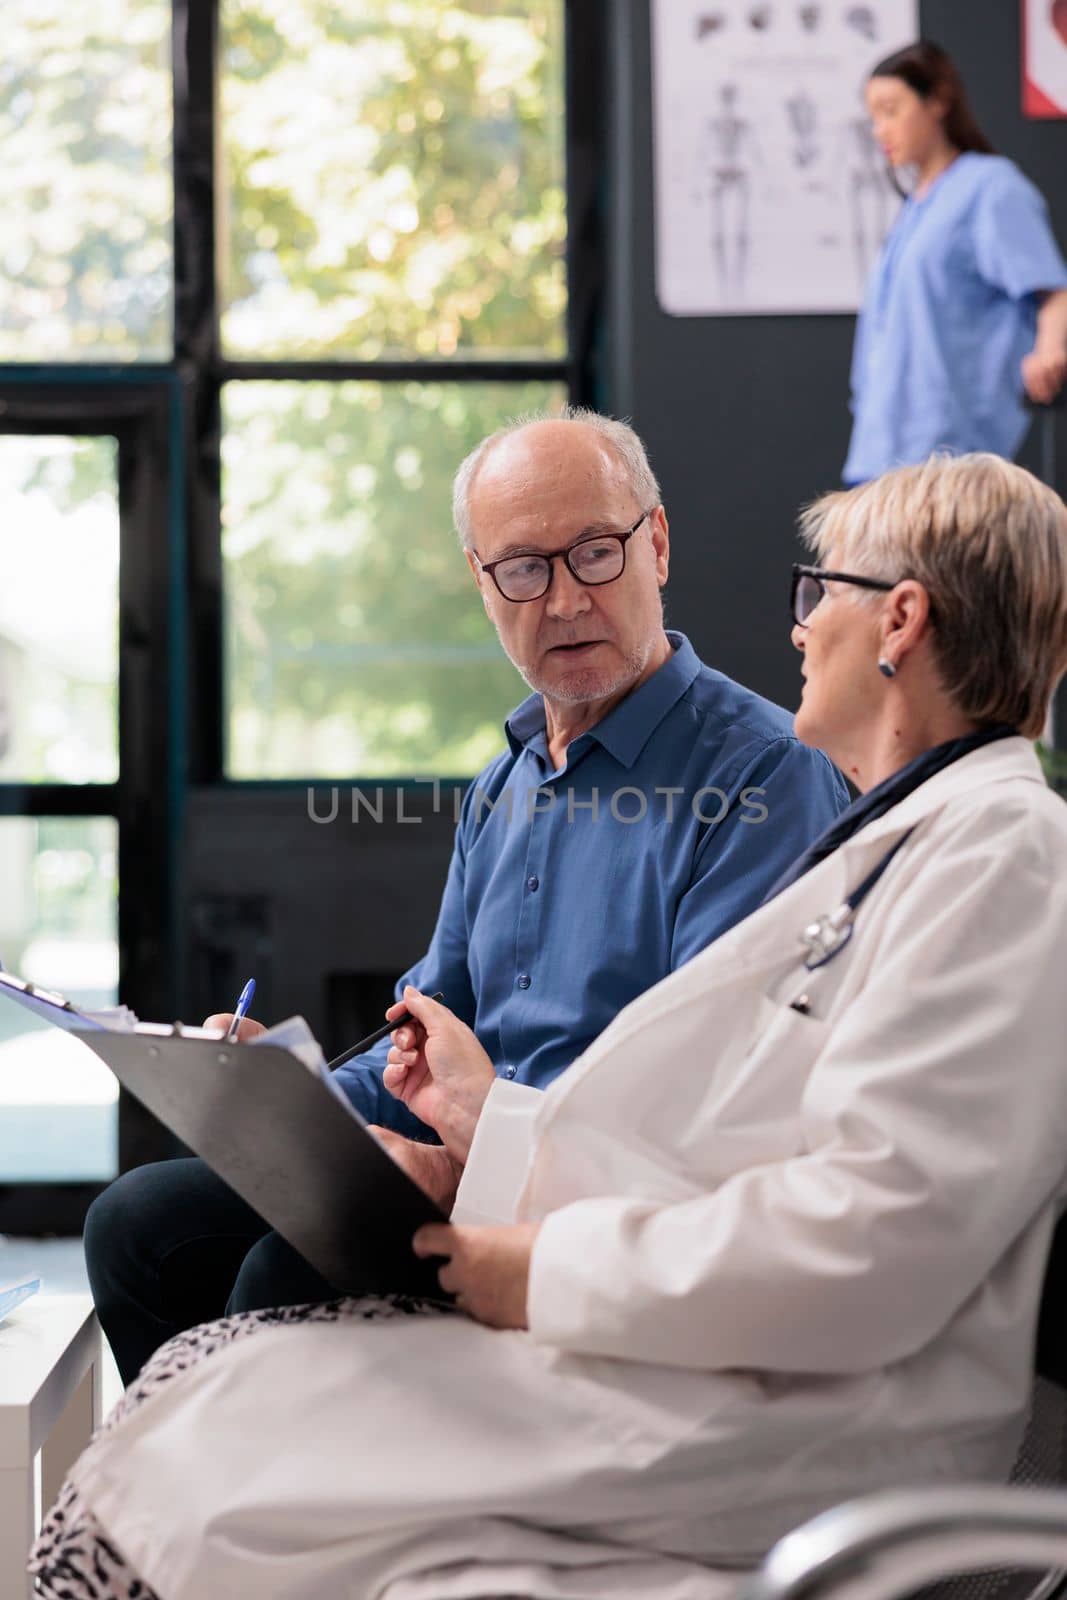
[878,657,897,679]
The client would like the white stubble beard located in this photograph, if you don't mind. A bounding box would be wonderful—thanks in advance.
[508,636,656,706]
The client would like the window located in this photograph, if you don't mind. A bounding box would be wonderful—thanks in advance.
[219,1,566,361]
[0,1,172,362]
[0,436,119,784]
[0,817,119,1182]
[0,0,597,1228]
[223,377,565,777]
[214,0,572,778]
[0,388,170,1211]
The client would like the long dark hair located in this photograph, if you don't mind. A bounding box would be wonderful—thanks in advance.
[869,40,995,157]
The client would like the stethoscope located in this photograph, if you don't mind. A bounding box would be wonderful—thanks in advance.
[789,825,918,1013]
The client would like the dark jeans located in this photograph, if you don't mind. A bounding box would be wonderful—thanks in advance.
[84,1158,338,1387]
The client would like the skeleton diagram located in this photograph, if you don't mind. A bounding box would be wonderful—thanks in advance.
[844,4,877,41]
[693,84,762,303]
[785,89,820,168]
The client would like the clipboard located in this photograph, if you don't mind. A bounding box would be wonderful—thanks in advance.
[70,1026,450,1301]
[0,971,449,1300]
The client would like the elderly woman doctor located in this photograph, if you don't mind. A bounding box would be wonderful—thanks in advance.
[32,453,1067,1600]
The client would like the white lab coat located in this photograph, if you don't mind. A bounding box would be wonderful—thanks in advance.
[72,737,1067,1600]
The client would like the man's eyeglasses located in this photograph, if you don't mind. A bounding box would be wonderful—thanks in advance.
[791,563,896,626]
[475,510,654,603]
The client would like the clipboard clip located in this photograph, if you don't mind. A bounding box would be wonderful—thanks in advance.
[0,970,74,1009]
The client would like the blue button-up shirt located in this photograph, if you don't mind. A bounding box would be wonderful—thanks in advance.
[844,153,1067,485]
[337,633,848,1135]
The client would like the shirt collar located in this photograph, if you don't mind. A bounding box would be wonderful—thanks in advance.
[504,632,701,770]
[906,150,974,210]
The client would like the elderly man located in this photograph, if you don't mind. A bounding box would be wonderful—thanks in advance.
[85,409,847,1386]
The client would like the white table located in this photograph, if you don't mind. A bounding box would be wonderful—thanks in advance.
[0,1295,103,1599]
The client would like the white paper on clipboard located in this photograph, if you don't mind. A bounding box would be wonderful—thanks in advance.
[0,969,137,1034]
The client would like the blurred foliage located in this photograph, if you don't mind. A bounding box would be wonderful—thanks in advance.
[218,1,569,776]
[1038,742,1067,800]
[220,0,566,358]
[224,379,565,776]
[0,816,119,1021]
[26,818,119,939]
[0,1,171,360]
[0,0,563,363]
[17,433,119,510]
[0,1,568,777]
[0,437,119,784]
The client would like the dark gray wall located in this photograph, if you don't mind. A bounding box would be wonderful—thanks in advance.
[606,0,1067,714]
[181,787,458,1052]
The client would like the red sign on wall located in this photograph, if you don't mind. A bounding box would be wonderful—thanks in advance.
[1023,0,1067,117]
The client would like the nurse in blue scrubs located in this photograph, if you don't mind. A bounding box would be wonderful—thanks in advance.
[845,40,1067,486]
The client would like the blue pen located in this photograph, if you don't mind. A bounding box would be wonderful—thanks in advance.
[226,978,257,1042]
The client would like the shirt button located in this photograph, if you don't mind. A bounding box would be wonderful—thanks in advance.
[517,973,531,990]
[526,876,539,892]
[503,1064,517,1079]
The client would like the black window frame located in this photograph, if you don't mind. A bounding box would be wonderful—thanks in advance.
[0,377,180,1232]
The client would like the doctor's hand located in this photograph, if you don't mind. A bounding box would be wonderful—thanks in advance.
[382,988,496,1164]
[367,1126,463,1212]
[203,1012,267,1041]
[412,1221,542,1330]
[1022,343,1067,405]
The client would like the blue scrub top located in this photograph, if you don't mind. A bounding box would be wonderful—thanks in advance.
[844,152,1067,485]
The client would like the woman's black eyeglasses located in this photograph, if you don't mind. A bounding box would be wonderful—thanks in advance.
[476,510,654,603]
[791,563,896,626]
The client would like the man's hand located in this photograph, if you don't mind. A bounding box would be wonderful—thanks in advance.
[382,988,496,1163]
[367,1126,463,1211]
[203,1013,267,1041]
[412,1221,541,1329]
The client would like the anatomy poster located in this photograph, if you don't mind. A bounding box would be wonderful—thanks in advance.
[1022,0,1067,118]
[653,1,918,315]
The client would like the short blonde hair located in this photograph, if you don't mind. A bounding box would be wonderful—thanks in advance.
[800,453,1067,739]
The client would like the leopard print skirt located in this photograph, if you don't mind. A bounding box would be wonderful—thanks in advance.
[28,1293,452,1600]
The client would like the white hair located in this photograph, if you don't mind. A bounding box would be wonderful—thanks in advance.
[451,406,662,548]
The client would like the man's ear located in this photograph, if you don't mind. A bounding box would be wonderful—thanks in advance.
[650,506,670,587]
[464,547,492,615]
